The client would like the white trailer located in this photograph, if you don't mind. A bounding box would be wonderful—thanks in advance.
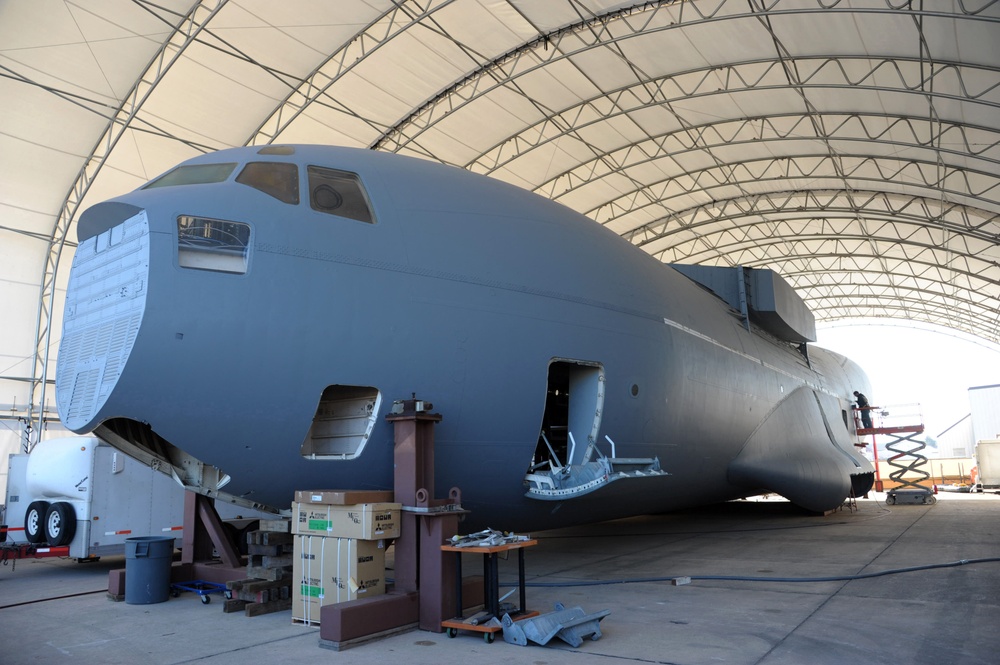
[3,437,264,561]
[974,439,1000,492]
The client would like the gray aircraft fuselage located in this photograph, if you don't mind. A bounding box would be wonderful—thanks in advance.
[56,145,874,531]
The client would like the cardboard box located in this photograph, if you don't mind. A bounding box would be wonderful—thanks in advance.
[293,501,401,539]
[294,489,395,506]
[292,536,386,623]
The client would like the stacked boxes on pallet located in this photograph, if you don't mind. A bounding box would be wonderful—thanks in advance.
[291,490,400,625]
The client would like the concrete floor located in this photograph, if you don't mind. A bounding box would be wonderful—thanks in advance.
[2,491,998,665]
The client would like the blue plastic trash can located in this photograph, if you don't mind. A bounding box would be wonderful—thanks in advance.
[125,536,175,604]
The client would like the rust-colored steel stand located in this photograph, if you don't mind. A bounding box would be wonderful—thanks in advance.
[389,403,442,593]
[320,397,476,649]
[413,486,463,631]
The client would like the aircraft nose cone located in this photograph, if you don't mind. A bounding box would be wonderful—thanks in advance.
[57,210,150,431]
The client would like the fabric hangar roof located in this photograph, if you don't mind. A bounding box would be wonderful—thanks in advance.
[1,0,998,419]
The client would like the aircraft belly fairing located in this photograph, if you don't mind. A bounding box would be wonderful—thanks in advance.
[728,387,874,511]
[56,145,874,530]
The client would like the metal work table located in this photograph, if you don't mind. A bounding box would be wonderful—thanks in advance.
[440,538,538,643]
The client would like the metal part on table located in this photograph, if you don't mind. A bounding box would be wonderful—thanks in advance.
[400,503,467,514]
[501,603,611,647]
[448,528,529,548]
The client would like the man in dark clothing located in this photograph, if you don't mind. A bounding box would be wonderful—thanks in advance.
[853,390,873,429]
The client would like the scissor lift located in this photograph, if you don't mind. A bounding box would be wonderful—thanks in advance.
[882,426,935,505]
[856,405,935,505]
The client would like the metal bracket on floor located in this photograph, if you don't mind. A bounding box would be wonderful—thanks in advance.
[501,602,611,647]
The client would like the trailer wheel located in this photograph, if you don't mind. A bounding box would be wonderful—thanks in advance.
[44,502,77,547]
[24,501,49,544]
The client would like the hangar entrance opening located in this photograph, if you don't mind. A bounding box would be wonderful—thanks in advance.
[301,385,381,460]
[534,360,605,468]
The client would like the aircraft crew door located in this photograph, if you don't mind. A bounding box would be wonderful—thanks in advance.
[536,360,605,468]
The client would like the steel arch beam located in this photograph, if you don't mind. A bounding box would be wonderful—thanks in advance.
[244,0,459,148]
[520,113,1000,210]
[22,0,1000,444]
[373,1,998,154]
[584,154,1000,232]
[651,225,1000,275]
[27,0,230,448]
[537,115,999,207]
[624,190,1000,248]
[472,71,1000,185]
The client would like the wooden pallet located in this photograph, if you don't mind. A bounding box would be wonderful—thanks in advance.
[224,596,293,616]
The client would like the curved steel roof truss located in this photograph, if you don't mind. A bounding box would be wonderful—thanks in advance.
[27,0,230,435]
[4,0,998,439]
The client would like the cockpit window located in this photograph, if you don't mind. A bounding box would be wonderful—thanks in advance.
[143,163,237,189]
[177,216,251,274]
[307,166,375,224]
[236,162,299,204]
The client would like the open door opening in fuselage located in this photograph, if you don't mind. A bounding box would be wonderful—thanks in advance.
[525,359,667,501]
[532,360,605,469]
[300,385,381,460]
